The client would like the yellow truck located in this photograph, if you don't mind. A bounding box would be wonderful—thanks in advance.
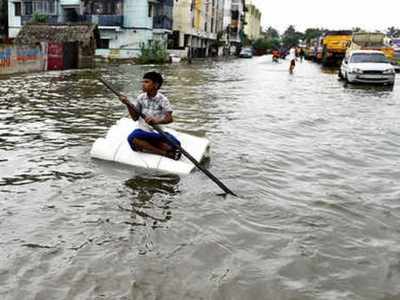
[321,30,353,66]
[347,32,395,63]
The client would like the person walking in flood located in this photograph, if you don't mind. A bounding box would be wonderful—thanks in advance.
[118,72,182,160]
[299,47,305,63]
[289,46,297,73]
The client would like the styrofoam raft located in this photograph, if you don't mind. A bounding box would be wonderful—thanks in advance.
[90,118,210,175]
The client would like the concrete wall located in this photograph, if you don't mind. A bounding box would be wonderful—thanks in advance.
[124,0,152,28]
[0,44,46,75]
[172,0,192,36]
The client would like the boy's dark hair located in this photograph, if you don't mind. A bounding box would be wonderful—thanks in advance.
[143,71,163,88]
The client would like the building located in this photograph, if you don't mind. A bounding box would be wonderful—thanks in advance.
[244,1,261,41]
[0,0,7,40]
[15,23,99,69]
[7,0,173,58]
[222,0,246,55]
[7,0,245,59]
[170,0,225,58]
[93,0,173,58]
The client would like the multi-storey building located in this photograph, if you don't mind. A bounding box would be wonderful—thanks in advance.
[222,0,246,54]
[244,1,261,41]
[7,0,245,58]
[171,0,225,58]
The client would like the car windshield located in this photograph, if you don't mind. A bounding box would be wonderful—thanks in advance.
[350,53,388,63]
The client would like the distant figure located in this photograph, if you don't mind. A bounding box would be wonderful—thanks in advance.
[299,48,305,62]
[289,47,297,73]
[272,49,280,63]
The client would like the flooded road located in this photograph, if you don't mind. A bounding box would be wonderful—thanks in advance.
[1,56,400,300]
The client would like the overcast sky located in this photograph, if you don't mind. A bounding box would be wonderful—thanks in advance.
[251,0,400,34]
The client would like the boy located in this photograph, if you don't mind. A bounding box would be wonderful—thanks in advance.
[119,71,181,160]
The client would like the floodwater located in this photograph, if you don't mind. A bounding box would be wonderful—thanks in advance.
[1,56,400,300]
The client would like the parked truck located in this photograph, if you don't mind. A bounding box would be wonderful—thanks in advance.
[347,32,395,64]
[320,30,353,66]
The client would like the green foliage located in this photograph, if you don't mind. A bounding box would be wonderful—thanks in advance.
[303,28,326,44]
[352,27,364,33]
[281,25,304,49]
[264,26,280,39]
[253,37,281,50]
[137,40,168,64]
[31,12,48,23]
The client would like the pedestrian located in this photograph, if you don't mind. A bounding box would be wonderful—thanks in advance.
[289,46,297,73]
[299,48,304,62]
[118,71,182,160]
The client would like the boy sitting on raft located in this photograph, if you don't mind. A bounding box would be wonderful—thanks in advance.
[119,71,181,160]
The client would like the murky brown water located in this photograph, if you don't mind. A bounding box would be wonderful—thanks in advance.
[1,56,400,300]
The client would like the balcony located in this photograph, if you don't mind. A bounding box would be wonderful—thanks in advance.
[21,15,59,25]
[153,15,172,31]
[60,0,80,5]
[82,15,123,27]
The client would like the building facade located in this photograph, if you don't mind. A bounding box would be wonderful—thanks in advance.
[171,0,244,58]
[7,0,246,59]
[222,0,246,54]
[244,1,261,41]
[7,0,173,58]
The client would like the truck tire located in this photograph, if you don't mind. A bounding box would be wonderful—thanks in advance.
[322,47,329,66]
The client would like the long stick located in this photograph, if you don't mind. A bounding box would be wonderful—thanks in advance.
[98,77,237,197]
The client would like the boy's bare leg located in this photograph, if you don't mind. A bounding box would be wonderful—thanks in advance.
[133,139,167,156]
[154,141,174,152]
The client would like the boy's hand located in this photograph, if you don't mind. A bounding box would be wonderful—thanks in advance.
[119,95,129,105]
[145,116,159,125]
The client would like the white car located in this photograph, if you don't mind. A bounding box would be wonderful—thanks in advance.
[340,50,396,85]
[239,47,253,58]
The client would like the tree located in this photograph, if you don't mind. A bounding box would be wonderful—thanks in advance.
[253,37,281,51]
[264,26,280,39]
[282,25,304,49]
[303,28,326,44]
[386,26,400,38]
[352,27,364,33]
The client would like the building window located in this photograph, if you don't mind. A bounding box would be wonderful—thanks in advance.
[98,39,110,49]
[148,3,153,17]
[49,0,56,14]
[24,2,33,15]
[15,2,22,16]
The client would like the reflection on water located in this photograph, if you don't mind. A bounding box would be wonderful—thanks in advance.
[1,58,400,300]
[121,175,179,228]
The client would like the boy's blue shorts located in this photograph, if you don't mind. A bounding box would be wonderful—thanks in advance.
[127,129,181,151]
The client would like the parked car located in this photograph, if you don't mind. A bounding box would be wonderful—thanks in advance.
[239,48,253,58]
[340,50,396,85]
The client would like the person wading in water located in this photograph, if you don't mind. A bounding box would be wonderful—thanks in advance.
[289,46,297,73]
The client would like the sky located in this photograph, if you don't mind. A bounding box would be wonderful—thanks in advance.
[251,0,400,34]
